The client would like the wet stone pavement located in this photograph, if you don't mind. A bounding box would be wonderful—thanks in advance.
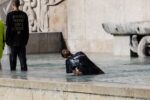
[1,53,150,86]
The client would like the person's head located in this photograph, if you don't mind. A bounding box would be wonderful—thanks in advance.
[61,49,72,58]
[11,0,20,10]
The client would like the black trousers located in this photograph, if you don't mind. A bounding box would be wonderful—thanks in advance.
[9,46,27,71]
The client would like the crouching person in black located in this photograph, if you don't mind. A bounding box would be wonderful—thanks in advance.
[61,49,104,76]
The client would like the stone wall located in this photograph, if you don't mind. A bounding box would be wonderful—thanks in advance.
[1,0,150,53]
[26,32,62,54]
[67,0,150,53]
[0,0,66,54]
[20,0,67,34]
[0,87,145,100]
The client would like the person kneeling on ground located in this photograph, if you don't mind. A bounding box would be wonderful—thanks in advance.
[61,49,105,76]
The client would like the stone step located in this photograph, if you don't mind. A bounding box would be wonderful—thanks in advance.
[0,78,149,100]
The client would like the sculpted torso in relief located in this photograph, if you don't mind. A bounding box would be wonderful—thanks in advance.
[0,0,12,21]
[22,0,65,32]
[22,0,37,32]
[0,0,65,32]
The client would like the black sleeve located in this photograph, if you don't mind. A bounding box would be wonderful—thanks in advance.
[6,13,12,46]
[24,14,29,45]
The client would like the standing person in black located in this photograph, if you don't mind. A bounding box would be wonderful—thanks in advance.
[6,0,29,71]
[61,49,105,76]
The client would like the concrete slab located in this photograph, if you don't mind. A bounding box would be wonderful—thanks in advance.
[1,53,150,99]
[1,53,150,85]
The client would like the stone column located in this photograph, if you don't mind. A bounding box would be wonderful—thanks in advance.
[113,36,130,56]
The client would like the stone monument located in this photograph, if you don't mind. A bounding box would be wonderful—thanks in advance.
[0,0,66,54]
[102,21,150,57]
[0,0,65,32]
[21,0,65,32]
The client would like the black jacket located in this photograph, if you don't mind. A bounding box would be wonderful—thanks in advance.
[66,52,104,75]
[6,10,29,46]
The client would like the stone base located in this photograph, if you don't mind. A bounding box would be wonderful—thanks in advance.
[113,36,130,56]
[26,32,62,54]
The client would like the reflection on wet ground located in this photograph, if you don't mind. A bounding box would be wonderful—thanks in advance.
[1,53,150,85]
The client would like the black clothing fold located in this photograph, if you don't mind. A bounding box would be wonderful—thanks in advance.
[66,52,104,75]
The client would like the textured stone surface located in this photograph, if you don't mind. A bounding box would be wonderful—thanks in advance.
[39,33,48,53]
[0,54,150,99]
[67,0,150,53]
[2,0,150,53]
[26,32,62,54]
[113,36,130,56]
[47,33,62,53]
[27,33,40,54]
[102,21,150,34]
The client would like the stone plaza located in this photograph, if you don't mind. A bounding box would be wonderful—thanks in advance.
[0,0,150,100]
[0,54,150,99]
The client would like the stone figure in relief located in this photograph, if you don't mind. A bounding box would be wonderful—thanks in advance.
[22,0,37,32]
[19,0,24,9]
[21,0,65,32]
[130,35,150,57]
[39,0,65,32]
[49,0,65,6]
[137,36,150,57]
[0,0,12,21]
[130,35,138,53]
[39,0,49,32]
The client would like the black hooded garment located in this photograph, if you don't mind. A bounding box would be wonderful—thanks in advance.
[66,51,104,75]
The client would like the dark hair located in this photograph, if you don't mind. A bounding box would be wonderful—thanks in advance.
[61,49,71,58]
[12,0,20,8]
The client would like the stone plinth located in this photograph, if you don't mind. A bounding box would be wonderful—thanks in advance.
[102,22,150,57]
[26,32,62,54]
[113,36,130,56]
[102,21,150,35]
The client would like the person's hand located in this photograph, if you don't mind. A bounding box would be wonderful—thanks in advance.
[73,67,82,76]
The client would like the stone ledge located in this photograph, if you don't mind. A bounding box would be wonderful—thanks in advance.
[26,32,62,54]
[102,21,150,35]
[0,78,150,99]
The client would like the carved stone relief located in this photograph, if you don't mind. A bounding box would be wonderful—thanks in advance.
[21,0,65,32]
[0,0,12,21]
[0,0,65,32]
[130,35,150,57]
[22,0,38,32]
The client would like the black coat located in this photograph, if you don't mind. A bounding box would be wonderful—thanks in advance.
[6,10,29,46]
[66,52,104,75]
